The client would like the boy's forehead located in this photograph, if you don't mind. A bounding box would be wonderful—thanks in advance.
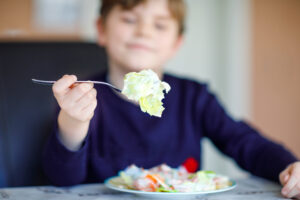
[122,0,172,18]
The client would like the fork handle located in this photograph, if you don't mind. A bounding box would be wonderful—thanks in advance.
[32,79,55,86]
[31,79,122,93]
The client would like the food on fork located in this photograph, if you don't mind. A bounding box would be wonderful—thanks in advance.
[122,69,171,117]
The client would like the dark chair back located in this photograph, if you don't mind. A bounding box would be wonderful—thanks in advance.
[0,42,107,187]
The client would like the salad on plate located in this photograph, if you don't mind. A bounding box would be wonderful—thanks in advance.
[106,164,234,193]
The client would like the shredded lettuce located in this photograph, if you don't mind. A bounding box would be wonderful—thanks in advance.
[122,69,171,117]
[197,171,216,184]
[156,186,178,193]
[120,171,133,186]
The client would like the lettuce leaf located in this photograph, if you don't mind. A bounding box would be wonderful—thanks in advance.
[122,69,171,117]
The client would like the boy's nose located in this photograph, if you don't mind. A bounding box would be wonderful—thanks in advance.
[136,22,152,38]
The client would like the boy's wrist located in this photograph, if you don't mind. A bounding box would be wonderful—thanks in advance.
[57,110,90,151]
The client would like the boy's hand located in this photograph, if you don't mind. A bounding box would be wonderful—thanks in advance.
[52,75,97,151]
[280,161,300,199]
[53,75,97,122]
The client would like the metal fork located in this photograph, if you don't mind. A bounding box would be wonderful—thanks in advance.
[31,79,122,93]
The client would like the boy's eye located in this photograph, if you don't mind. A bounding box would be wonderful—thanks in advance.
[155,23,167,31]
[122,16,137,24]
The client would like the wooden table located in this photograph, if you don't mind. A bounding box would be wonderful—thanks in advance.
[0,176,289,200]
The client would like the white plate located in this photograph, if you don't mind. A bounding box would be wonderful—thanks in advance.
[104,176,237,199]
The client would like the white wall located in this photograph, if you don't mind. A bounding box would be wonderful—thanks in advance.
[78,0,100,40]
[79,0,252,178]
[166,0,252,178]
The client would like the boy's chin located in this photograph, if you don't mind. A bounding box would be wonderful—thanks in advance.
[121,63,161,73]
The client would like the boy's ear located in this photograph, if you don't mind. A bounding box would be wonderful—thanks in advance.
[96,17,107,47]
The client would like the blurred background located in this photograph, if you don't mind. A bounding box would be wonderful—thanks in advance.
[0,0,299,185]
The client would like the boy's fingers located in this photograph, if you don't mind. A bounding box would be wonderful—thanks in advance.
[77,89,97,109]
[81,99,97,121]
[282,175,298,197]
[280,174,290,186]
[53,75,77,96]
[284,181,300,198]
[284,174,290,185]
[82,98,97,112]
[64,83,94,103]
[280,170,290,185]
[280,165,291,185]
[70,83,79,89]
[283,164,300,198]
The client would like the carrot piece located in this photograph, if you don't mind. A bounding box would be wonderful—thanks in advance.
[146,174,158,184]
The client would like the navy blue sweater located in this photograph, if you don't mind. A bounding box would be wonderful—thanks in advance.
[43,72,297,186]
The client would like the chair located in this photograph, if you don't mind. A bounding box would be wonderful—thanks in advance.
[0,42,107,187]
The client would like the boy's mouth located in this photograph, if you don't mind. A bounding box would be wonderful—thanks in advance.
[127,43,154,52]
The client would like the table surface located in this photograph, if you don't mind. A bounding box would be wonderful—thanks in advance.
[0,176,290,200]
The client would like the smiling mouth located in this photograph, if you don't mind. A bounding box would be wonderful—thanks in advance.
[127,44,154,52]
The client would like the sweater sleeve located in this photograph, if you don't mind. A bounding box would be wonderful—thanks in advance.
[42,111,90,186]
[199,85,298,182]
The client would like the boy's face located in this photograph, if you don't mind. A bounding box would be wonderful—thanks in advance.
[97,0,183,73]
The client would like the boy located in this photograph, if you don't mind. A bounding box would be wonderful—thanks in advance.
[43,0,300,198]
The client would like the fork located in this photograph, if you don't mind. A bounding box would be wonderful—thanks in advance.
[31,79,122,93]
